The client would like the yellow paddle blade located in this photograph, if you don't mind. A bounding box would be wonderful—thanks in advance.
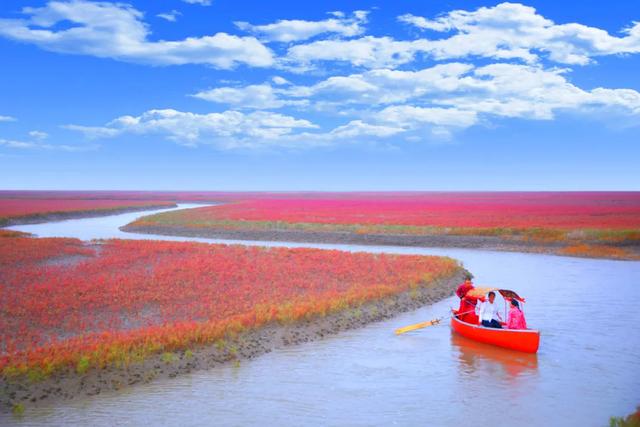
[394,318,441,335]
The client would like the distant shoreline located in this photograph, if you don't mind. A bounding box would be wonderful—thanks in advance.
[122,224,640,261]
[1,270,465,411]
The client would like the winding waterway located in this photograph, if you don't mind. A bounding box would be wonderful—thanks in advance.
[3,204,639,426]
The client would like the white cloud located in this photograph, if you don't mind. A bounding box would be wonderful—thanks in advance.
[398,14,444,31]
[0,138,94,151]
[285,36,423,69]
[64,62,640,148]
[0,129,92,151]
[0,139,39,149]
[398,3,640,65]
[178,60,640,144]
[0,115,16,122]
[276,120,407,146]
[181,0,212,6]
[590,88,640,114]
[278,62,640,120]
[0,0,273,68]
[284,3,640,69]
[375,106,478,128]
[65,108,319,149]
[430,63,640,120]
[3,2,638,73]
[157,10,181,22]
[272,76,290,86]
[63,124,121,139]
[309,106,479,144]
[191,84,308,109]
[235,11,368,42]
[64,107,421,148]
[190,64,471,110]
[282,63,475,105]
[329,120,405,138]
[28,130,48,140]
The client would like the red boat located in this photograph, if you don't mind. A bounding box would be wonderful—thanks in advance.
[451,287,540,354]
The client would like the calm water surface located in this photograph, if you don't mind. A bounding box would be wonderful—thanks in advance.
[3,205,639,426]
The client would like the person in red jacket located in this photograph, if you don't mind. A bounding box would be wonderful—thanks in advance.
[455,276,479,324]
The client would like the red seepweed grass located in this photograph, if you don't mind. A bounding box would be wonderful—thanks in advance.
[0,199,176,225]
[129,192,640,249]
[0,235,460,379]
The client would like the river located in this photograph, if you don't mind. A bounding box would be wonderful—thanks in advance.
[2,204,639,426]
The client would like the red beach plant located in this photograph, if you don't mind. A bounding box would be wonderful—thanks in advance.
[0,236,460,378]
[0,198,175,225]
[128,192,640,247]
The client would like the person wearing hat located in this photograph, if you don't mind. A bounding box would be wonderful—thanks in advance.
[455,275,479,324]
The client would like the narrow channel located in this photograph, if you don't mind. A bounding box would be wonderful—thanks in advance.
[3,204,639,426]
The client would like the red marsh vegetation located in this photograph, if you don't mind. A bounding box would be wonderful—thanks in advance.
[128,192,640,250]
[0,234,459,379]
[0,198,176,225]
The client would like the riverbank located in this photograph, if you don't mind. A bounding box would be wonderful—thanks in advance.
[122,225,640,261]
[2,203,177,227]
[0,270,464,411]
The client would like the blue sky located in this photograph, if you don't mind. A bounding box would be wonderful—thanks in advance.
[1,0,639,190]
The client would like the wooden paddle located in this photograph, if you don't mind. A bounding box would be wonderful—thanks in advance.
[394,309,475,335]
[394,318,443,335]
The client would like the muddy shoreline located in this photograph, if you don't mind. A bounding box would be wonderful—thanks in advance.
[1,203,177,227]
[0,270,465,411]
[122,225,640,261]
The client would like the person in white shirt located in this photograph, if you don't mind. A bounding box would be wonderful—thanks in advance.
[478,291,503,328]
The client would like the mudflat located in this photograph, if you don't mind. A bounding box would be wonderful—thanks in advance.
[122,224,640,261]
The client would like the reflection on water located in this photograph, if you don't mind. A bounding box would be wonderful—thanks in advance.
[451,333,539,380]
[2,206,640,426]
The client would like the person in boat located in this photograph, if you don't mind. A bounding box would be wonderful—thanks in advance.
[506,299,527,330]
[455,276,479,324]
[478,291,502,328]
